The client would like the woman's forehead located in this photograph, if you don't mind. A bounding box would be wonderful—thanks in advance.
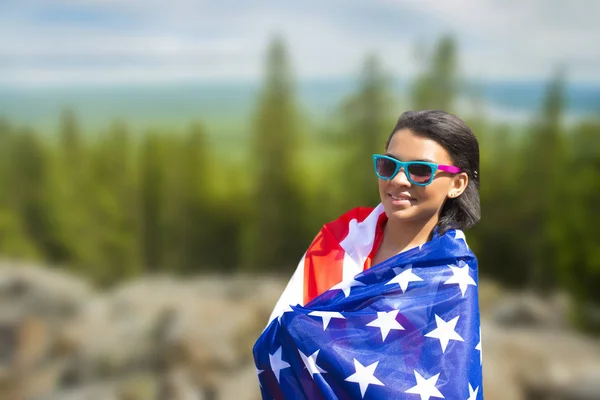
[387,129,451,163]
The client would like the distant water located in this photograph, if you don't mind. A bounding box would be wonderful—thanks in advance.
[0,78,598,133]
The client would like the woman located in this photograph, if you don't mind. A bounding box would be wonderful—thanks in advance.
[254,110,483,399]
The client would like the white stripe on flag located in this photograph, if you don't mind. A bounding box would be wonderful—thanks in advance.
[266,253,306,326]
[340,203,384,279]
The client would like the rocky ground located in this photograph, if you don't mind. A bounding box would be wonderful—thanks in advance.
[0,259,598,400]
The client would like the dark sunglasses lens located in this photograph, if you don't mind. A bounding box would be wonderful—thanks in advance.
[376,158,397,178]
[407,163,434,183]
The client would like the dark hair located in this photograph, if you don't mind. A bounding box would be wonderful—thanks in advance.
[385,110,480,234]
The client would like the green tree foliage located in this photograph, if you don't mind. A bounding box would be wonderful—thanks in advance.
[245,36,307,272]
[8,128,63,260]
[555,118,600,330]
[0,36,597,332]
[520,69,567,293]
[335,54,395,210]
[139,132,167,272]
[0,120,39,258]
[411,35,458,111]
[86,121,140,284]
[472,122,526,285]
[52,109,91,265]
[475,70,568,292]
[162,122,212,273]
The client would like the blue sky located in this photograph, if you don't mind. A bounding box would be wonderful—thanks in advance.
[1,0,599,86]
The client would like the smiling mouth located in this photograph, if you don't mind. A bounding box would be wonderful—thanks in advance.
[389,194,416,201]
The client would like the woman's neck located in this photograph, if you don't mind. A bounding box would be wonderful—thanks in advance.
[382,216,439,255]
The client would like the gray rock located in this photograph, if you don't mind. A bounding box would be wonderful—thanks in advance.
[216,364,261,400]
[1,262,598,400]
[482,318,600,400]
[491,291,570,329]
[0,260,92,323]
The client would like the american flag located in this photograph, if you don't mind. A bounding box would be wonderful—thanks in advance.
[253,204,483,399]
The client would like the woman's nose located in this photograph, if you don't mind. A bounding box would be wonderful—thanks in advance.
[390,167,411,186]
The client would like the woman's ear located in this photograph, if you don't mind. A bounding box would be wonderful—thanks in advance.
[447,172,468,198]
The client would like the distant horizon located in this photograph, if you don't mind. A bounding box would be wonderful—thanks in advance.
[2,74,600,90]
[1,76,599,134]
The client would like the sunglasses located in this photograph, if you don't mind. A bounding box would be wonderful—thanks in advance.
[372,154,461,186]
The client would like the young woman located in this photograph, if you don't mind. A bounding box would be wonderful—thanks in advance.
[254,110,483,400]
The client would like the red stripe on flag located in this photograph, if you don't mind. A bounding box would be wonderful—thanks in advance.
[303,207,376,304]
[323,207,374,241]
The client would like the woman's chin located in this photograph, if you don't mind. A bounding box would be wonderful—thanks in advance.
[383,203,417,220]
[383,196,416,213]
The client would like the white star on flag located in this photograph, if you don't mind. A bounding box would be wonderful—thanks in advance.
[454,230,469,248]
[475,326,482,365]
[405,370,445,400]
[308,311,345,330]
[256,367,264,387]
[277,304,294,323]
[443,262,476,296]
[344,359,385,398]
[385,264,423,292]
[366,310,405,341]
[269,346,290,383]
[425,315,464,353]
[299,349,326,377]
[467,383,479,400]
[330,277,365,297]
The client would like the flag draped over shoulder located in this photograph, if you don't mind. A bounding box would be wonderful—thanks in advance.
[253,204,483,400]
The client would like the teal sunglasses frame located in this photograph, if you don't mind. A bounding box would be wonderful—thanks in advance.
[372,154,461,186]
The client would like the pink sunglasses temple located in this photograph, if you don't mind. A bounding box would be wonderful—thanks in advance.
[438,165,461,174]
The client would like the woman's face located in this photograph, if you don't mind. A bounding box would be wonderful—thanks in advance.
[378,128,466,225]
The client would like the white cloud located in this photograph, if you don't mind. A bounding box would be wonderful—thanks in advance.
[0,64,258,87]
[0,33,248,58]
[0,0,599,85]
[385,0,600,81]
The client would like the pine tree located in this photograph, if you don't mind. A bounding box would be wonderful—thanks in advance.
[166,122,212,273]
[246,36,306,272]
[8,128,62,260]
[59,109,82,169]
[0,120,39,258]
[139,132,167,271]
[87,121,140,284]
[556,117,600,330]
[521,68,567,293]
[51,109,84,261]
[411,35,458,111]
[336,54,395,210]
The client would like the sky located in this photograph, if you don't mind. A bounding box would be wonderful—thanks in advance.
[0,0,599,86]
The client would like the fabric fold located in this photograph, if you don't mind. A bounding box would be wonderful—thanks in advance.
[254,206,483,399]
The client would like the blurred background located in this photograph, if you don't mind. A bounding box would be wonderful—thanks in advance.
[0,0,599,399]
